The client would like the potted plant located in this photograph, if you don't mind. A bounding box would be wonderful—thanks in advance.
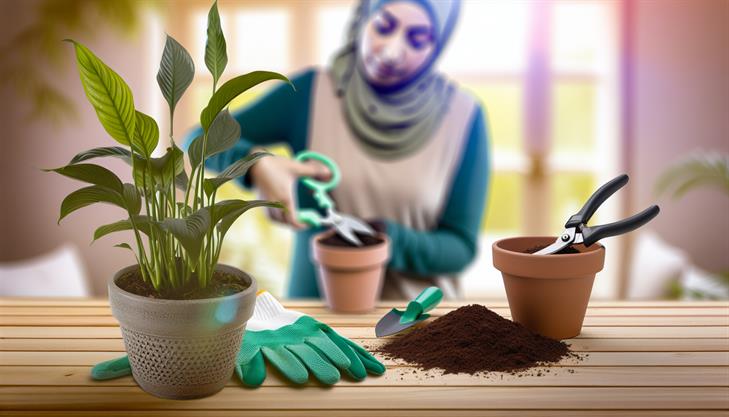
[312,229,390,313]
[49,1,289,399]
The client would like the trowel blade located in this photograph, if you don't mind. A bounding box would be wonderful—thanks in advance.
[375,308,428,337]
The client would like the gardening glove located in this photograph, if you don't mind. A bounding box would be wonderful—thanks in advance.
[90,292,385,385]
[237,291,385,386]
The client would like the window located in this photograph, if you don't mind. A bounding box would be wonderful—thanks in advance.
[155,0,622,298]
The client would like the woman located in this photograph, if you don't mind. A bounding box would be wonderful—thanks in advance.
[186,0,490,300]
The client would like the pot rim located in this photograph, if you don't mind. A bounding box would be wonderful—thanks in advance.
[110,263,257,305]
[492,235,605,259]
[492,236,605,279]
[313,229,390,252]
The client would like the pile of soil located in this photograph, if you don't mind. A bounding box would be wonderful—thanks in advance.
[116,269,249,300]
[378,304,577,375]
[320,232,383,247]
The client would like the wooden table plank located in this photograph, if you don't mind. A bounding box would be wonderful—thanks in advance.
[3,315,728,327]
[2,351,727,367]
[1,386,727,410]
[3,337,728,352]
[3,325,728,339]
[2,365,728,387]
[1,298,728,307]
[3,306,728,317]
[1,299,728,414]
[2,411,728,417]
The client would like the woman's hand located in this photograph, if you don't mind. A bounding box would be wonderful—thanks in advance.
[250,148,332,229]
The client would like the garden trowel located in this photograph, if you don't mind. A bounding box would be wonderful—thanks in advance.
[375,286,443,337]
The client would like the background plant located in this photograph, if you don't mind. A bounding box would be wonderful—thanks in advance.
[48,1,289,293]
[656,150,729,299]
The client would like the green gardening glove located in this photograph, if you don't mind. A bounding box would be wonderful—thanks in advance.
[91,291,385,386]
[237,291,385,386]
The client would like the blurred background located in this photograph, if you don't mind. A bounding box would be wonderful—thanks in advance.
[0,0,727,300]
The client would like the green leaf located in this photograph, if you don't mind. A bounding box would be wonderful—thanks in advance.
[46,163,123,193]
[203,151,270,196]
[93,215,158,242]
[112,243,140,265]
[159,208,211,259]
[177,202,193,217]
[200,71,291,132]
[215,199,284,238]
[59,185,126,223]
[188,109,240,168]
[132,111,159,158]
[69,146,131,165]
[156,35,194,115]
[132,146,186,191]
[655,152,729,199]
[153,145,185,189]
[175,168,189,191]
[205,0,227,87]
[65,39,135,146]
[122,183,142,216]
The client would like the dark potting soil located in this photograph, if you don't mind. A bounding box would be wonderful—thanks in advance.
[526,243,581,254]
[378,304,578,375]
[116,269,249,300]
[320,232,383,247]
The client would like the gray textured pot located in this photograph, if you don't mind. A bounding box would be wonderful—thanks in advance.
[109,264,257,399]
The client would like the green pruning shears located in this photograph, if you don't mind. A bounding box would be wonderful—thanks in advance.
[295,151,376,246]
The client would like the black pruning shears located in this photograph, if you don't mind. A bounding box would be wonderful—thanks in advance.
[534,174,660,255]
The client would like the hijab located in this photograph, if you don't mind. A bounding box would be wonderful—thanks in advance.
[331,0,461,159]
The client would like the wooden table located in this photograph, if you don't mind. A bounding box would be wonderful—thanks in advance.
[1,299,728,416]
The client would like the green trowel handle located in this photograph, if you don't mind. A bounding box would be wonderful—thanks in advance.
[295,151,341,210]
[400,286,443,324]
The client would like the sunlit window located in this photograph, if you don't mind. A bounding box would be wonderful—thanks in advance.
[166,0,622,298]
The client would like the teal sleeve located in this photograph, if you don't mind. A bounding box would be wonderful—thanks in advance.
[384,106,490,275]
[181,68,316,188]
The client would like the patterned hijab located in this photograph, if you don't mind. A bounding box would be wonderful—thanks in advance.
[331,0,461,159]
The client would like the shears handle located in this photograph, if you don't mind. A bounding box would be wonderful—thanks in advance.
[566,174,629,228]
[294,151,341,210]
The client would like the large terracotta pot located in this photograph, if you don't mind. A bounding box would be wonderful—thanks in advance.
[311,230,390,313]
[109,264,257,399]
[492,236,605,340]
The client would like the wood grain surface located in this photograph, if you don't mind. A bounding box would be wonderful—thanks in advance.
[1,298,728,416]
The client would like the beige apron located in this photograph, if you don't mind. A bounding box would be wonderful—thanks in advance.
[307,70,477,300]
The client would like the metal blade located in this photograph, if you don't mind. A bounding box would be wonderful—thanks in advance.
[375,308,428,337]
[335,223,363,246]
[342,215,377,236]
[533,227,577,255]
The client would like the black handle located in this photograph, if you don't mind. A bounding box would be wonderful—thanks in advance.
[581,205,660,246]
[566,174,629,228]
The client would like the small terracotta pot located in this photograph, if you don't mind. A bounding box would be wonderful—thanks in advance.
[492,236,605,340]
[312,230,390,313]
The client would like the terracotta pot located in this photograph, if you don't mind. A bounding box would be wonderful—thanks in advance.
[109,264,257,399]
[492,236,605,340]
[311,230,390,313]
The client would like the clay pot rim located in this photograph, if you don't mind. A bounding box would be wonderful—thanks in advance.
[492,236,605,259]
[313,229,390,252]
[110,263,256,305]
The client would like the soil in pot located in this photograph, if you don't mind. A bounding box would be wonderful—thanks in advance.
[116,269,250,300]
[525,244,581,254]
[320,231,384,247]
[378,304,580,375]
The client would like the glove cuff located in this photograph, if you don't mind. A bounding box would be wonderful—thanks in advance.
[251,291,287,321]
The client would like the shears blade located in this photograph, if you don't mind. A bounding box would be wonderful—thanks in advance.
[533,227,580,255]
